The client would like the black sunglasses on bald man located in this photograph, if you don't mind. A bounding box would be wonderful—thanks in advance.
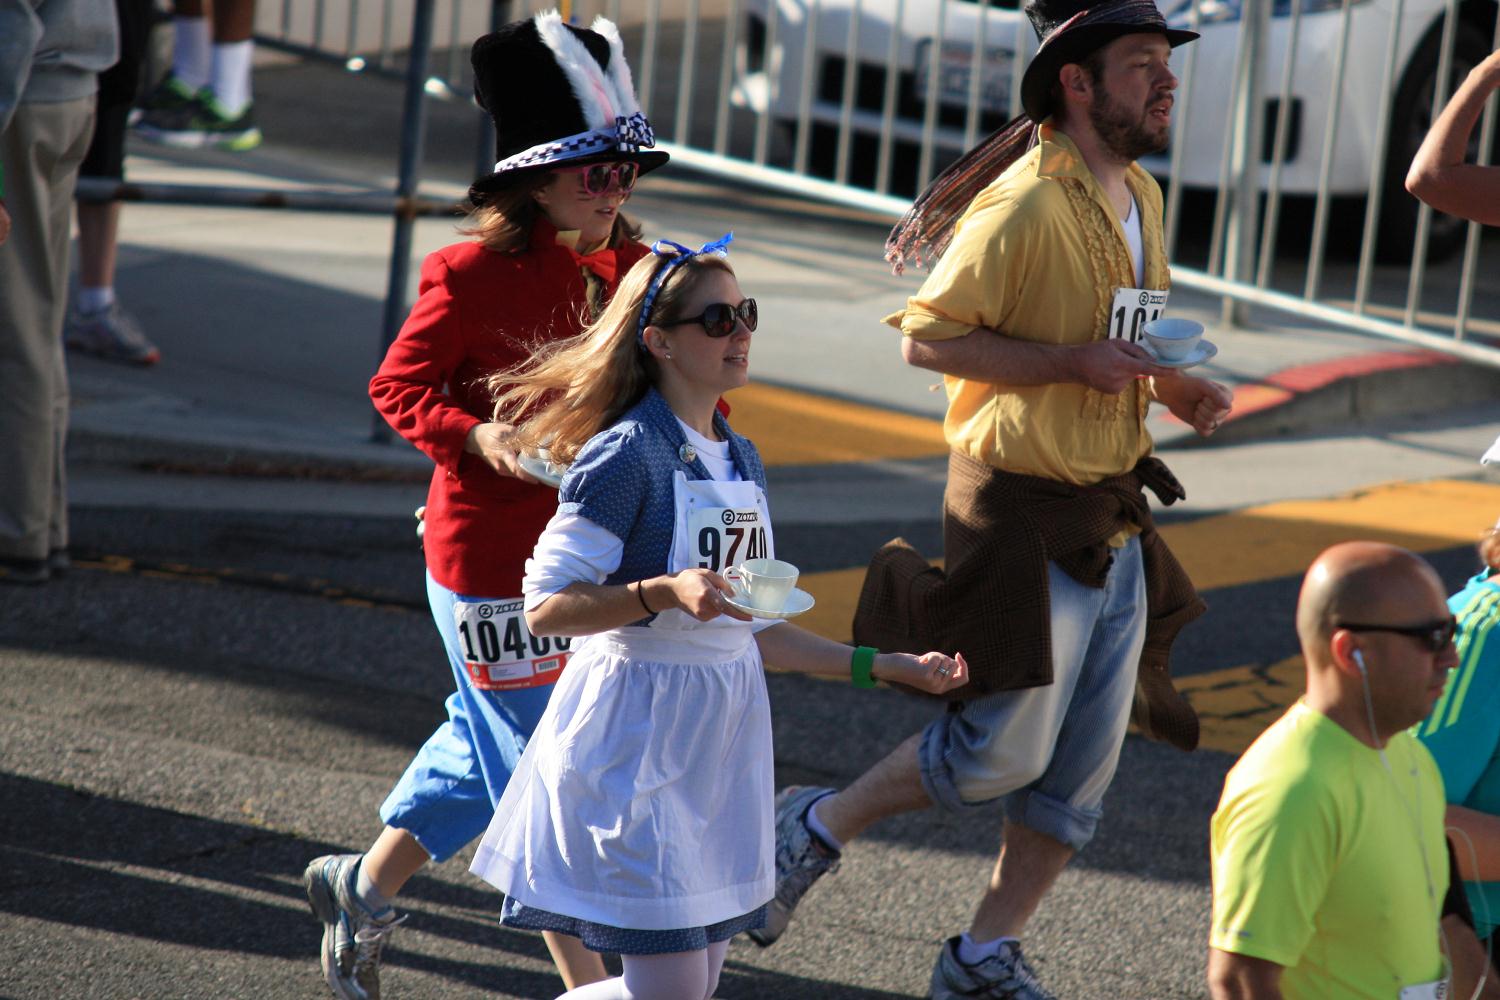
[657,299,758,338]
[1334,616,1458,653]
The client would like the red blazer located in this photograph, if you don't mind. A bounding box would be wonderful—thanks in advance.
[370,220,650,596]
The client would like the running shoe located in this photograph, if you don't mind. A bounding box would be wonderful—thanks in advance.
[745,785,840,947]
[929,937,1059,1000]
[129,73,197,128]
[304,854,404,1000]
[135,91,262,151]
[64,302,160,366]
[0,555,50,585]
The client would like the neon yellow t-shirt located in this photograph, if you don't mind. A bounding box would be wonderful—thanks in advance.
[1210,701,1448,1000]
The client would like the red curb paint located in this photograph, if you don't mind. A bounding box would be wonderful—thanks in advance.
[1164,349,1454,427]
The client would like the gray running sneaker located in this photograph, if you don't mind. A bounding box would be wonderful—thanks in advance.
[304,854,404,1000]
[746,785,840,947]
[64,302,160,366]
[930,937,1059,1000]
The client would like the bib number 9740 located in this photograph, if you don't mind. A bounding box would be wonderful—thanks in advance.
[453,599,570,690]
[691,506,768,572]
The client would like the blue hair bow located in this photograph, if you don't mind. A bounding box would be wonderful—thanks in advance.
[636,232,734,346]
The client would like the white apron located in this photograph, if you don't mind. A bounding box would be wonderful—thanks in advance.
[471,471,777,930]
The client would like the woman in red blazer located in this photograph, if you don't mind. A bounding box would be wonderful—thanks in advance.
[301,13,666,998]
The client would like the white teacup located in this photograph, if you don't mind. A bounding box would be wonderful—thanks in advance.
[1142,318,1204,361]
[730,558,799,612]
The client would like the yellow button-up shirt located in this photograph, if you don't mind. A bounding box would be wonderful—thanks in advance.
[886,124,1171,487]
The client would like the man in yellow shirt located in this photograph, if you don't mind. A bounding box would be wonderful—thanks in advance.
[746,0,1232,996]
[1208,543,1461,999]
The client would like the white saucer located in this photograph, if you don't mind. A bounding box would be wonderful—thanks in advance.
[723,587,816,620]
[517,452,568,488]
[1144,338,1218,369]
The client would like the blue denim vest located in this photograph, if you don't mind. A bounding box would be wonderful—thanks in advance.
[558,387,769,610]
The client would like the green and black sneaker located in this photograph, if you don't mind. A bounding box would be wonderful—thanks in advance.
[135,91,262,152]
[129,73,198,128]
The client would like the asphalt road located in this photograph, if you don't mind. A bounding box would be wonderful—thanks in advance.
[0,503,1228,1000]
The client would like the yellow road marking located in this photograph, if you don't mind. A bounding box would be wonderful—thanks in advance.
[728,383,947,466]
[789,479,1500,758]
[1175,655,1306,756]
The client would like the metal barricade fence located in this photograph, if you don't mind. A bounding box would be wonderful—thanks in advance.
[442,0,1500,371]
[88,0,1500,428]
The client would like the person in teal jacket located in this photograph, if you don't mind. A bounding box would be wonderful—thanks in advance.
[1419,521,1500,945]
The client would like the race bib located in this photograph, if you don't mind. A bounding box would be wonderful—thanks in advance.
[688,504,770,573]
[1399,981,1447,1000]
[453,598,569,690]
[1108,287,1168,343]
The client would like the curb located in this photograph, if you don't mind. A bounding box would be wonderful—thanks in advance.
[1164,349,1500,447]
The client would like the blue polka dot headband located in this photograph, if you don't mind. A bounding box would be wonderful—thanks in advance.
[635,232,734,347]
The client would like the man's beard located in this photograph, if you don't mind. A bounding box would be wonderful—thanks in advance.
[1088,90,1170,163]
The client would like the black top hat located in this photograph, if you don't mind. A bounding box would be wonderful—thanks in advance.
[1019,0,1197,124]
[468,11,669,204]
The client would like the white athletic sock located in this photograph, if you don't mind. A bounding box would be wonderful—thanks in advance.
[352,861,396,923]
[805,795,844,852]
[210,40,255,116]
[957,932,1019,966]
[171,17,212,91]
[77,286,115,314]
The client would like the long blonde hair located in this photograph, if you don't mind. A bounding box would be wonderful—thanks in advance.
[461,171,644,253]
[489,249,734,464]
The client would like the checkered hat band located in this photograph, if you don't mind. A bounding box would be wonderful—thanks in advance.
[493,113,655,174]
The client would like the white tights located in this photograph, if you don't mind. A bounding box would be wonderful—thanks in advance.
[558,940,730,1000]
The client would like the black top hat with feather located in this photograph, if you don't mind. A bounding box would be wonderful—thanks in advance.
[468,10,669,205]
[1019,0,1197,123]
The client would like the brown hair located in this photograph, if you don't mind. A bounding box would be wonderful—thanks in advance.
[488,250,734,464]
[461,170,644,253]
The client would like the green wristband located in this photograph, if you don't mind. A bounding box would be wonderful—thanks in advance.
[851,646,878,689]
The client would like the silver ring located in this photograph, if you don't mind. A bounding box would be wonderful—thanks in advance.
[936,664,951,677]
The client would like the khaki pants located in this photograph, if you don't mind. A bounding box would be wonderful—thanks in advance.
[0,96,95,560]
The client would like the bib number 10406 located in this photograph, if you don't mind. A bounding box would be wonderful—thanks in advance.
[1108,287,1167,343]
[453,599,570,691]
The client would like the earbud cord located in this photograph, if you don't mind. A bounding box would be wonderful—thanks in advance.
[1359,663,1467,998]
[1445,823,1494,1000]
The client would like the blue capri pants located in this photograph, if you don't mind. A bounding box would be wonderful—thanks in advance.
[379,572,556,862]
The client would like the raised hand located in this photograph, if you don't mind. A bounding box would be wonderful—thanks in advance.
[666,569,753,622]
[1152,374,1233,436]
[1073,340,1175,394]
[875,650,969,694]
[464,421,542,483]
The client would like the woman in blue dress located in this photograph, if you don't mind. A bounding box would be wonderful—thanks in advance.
[470,236,969,1000]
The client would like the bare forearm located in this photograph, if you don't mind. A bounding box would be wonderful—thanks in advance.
[1207,950,1283,1000]
[1406,56,1500,221]
[526,578,665,637]
[753,623,903,680]
[903,327,1169,393]
[903,328,1081,385]
[1447,804,1500,881]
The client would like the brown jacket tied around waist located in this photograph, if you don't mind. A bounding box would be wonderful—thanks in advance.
[852,451,1206,752]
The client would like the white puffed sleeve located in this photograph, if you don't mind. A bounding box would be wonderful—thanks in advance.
[522,511,625,612]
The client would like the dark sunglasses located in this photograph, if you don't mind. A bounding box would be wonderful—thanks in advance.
[1334,615,1458,653]
[556,161,638,197]
[659,299,758,337]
